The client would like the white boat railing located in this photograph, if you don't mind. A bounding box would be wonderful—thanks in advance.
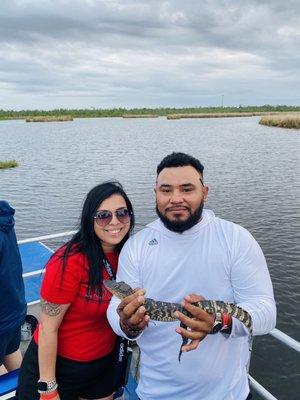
[18,230,77,245]
[18,231,300,400]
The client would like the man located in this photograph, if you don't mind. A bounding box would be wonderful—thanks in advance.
[107,152,276,400]
[0,201,26,374]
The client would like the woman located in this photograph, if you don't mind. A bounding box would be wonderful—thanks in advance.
[17,182,134,400]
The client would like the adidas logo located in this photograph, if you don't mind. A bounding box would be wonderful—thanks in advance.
[148,238,158,246]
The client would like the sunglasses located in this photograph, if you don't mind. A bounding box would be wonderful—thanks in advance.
[94,208,131,226]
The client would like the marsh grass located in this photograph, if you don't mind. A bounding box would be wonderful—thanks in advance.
[259,114,300,129]
[0,160,19,169]
[26,115,73,122]
[167,112,257,119]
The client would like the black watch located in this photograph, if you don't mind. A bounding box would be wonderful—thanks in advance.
[210,312,222,334]
[37,379,57,393]
[37,381,48,392]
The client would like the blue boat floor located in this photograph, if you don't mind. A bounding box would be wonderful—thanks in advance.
[20,242,53,273]
[20,242,53,303]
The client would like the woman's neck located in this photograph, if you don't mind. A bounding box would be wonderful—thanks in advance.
[102,244,116,254]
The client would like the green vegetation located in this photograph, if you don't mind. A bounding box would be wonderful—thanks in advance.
[259,114,300,129]
[0,160,19,169]
[26,115,73,122]
[0,105,299,121]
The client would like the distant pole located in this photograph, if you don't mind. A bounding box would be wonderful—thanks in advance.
[221,95,224,108]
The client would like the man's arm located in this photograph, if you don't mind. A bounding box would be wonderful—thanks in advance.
[175,226,276,351]
[229,226,276,337]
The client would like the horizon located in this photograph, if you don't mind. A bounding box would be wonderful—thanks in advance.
[1,104,300,113]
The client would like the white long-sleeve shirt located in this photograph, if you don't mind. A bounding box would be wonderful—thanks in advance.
[107,210,276,400]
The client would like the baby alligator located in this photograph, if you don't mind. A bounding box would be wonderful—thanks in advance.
[104,280,253,361]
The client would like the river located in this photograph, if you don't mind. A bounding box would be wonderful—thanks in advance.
[1,116,299,399]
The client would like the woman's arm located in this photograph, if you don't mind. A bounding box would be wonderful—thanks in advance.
[38,299,71,383]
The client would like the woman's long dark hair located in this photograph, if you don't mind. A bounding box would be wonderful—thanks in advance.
[60,181,134,294]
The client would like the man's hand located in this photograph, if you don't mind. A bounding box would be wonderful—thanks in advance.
[174,294,215,353]
[117,288,149,337]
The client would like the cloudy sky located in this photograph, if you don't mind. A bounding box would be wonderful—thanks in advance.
[1,0,299,110]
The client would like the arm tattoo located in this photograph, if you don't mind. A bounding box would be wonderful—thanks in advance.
[40,299,62,316]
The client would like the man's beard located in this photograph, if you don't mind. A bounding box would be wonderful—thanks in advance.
[156,201,204,233]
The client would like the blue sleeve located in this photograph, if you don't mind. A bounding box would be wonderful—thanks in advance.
[0,233,3,260]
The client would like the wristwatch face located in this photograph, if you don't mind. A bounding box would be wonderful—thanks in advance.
[37,381,48,391]
[211,320,222,334]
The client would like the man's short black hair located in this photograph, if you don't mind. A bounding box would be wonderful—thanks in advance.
[156,152,204,176]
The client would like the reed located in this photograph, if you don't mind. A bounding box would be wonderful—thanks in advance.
[26,115,73,122]
[0,160,19,169]
[167,112,256,119]
[259,114,300,129]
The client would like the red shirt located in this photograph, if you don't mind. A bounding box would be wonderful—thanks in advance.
[33,250,118,361]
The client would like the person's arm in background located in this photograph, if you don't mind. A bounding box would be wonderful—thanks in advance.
[0,232,7,373]
[0,231,3,271]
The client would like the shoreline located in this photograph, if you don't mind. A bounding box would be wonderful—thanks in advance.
[1,106,300,121]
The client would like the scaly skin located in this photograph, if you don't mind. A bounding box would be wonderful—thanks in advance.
[104,280,253,361]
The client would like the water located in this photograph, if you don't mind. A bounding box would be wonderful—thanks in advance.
[1,116,299,399]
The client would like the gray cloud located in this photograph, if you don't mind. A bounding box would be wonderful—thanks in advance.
[0,0,299,109]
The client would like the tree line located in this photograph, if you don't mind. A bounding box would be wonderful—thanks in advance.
[1,105,299,120]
